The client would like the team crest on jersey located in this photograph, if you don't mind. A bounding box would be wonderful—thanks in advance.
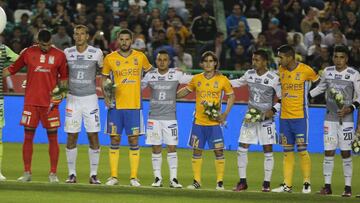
[197,82,201,87]
[134,58,138,65]
[264,79,269,84]
[49,56,55,64]
[345,74,350,79]
[295,73,300,80]
[206,83,209,86]
[168,74,173,80]
[213,81,218,88]
[87,55,93,59]
[116,60,120,66]
[40,54,46,63]
[324,126,329,135]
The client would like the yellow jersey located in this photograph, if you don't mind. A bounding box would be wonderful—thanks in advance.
[279,63,319,119]
[186,73,234,126]
[102,50,152,109]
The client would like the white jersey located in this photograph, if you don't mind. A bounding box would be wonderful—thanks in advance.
[64,45,103,96]
[142,69,192,120]
[310,66,360,122]
[231,69,281,113]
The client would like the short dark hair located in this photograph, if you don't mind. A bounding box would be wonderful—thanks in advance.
[277,44,295,57]
[37,29,52,42]
[157,50,169,56]
[201,51,219,68]
[333,45,349,56]
[311,22,320,29]
[117,29,133,39]
[74,24,89,34]
[253,49,269,61]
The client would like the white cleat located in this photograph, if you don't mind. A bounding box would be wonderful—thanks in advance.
[17,171,31,182]
[151,177,162,187]
[49,173,59,183]
[0,173,6,181]
[302,182,311,194]
[130,178,141,187]
[170,178,182,188]
[216,181,225,190]
[105,177,119,186]
[272,183,292,193]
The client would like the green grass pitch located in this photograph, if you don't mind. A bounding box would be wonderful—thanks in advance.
[0,143,359,202]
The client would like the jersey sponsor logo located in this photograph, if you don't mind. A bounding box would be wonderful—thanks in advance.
[158,76,165,80]
[147,121,154,130]
[121,78,136,84]
[335,74,342,79]
[343,127,353,132]
[114,68,140,77]
[88,49,96,53]
[284,93,298,98]
[255,78,262,83]
[262,122,272,127]
[347,69,355,74]
[200,91,220,99]
[34,66,51,73]
[49,56,55,64]
[266,73,274,79]
[168,124,177,128]
[77,55,84,60]
[90,109,98,115]
[282,83,303,91]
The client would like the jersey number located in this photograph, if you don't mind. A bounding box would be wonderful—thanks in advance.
[254,93,261,102]
[171,128,177,136]
[344,132,353,141]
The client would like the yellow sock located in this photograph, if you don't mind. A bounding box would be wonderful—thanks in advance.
[215,159,225,182]
[192,158,203,183]
[283,151,295,187]
[129,149,140,179]
[299,151,311,183]
[109,148,119,178]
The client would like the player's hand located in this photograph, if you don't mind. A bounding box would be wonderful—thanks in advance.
[104,96,112,108]
[264,109,275,120]
[217,113,228,124]
[337,106,352,117]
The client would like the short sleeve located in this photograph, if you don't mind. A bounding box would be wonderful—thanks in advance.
[223,77,234,95]
[142,53,152,72]
[186,76,196,92]
[305,65,319,82]
[102,55,111,76]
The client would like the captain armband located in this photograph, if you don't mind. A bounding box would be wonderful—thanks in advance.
[350,101,360,112]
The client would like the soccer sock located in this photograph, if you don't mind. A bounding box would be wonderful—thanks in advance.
[129,146,140,179]
[283,147,295,187]
[109,145,119,178]
[342,157,352,186]
[167,152,178,180]
[66,147,77,176]
[89,148,100,176]
[152,153,162,179]
[323,156,334,185]
[237,146,248,179]
[192,155,203,183]
[23,130,35,173]
[47,132,59,174]
[215,155,225,183]
[264,152,274,182]
[0,129,3,172]
[299,150,311,183]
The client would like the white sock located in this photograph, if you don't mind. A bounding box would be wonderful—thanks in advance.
[66,147,77,176]
[323,156,334,184]
[89,148,100,176]
[237,146,248,179]
[152,153,162,179]
[167,152,178,180]
[342,157,352,186]
[264,152,274,182]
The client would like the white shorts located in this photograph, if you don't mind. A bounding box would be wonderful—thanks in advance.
[324,121,354,151]
[239,120,276,145]
[64,94,100,133]
[145,119,178,145]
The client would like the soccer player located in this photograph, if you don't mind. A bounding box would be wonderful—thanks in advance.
[177,51,235,190]
[310,45,359,197]
[272,45,319,193]
[142,50,192,188]
[0,42,19,181]
[231,50,281,192]
[3,29,68,183]
[64,25,103,184]
[102,29,152,186]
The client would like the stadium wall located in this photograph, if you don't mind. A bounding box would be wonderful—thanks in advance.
[3,96,338,153]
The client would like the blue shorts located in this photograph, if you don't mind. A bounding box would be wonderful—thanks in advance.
[105,109,144,136]
[279,118,308,145]
[188,123,224,150]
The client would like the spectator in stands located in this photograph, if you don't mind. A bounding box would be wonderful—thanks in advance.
[230,44,250,70]
[127,4,147,31]
[132,23,146,42]
[200,32,227,68]
[165,7,180,27]
[226,3,249,36]
[148,18,165,43]
[191,8,217,66]
[129,0,147,14]
[174,43,193,70]
[105,0,129,24]
[148,0,168,19]
[284,0,304,32]
[8,26,31,50]
[166,16,190,46]
[300,7,320,34]
[32,0,52,24]
[193,0,214,18]
[51,2,72,27]
[248,32,276,69]
[227,21,254,56]
[329,32,347,53]
[89,15,111,42]
[168,0,189,22]
[307,33,323,58]
[146,8,162,29]
[17,13,31,36]
[152,30,176,67]
[52,24,72,50]
[131,38,147,53]
[291,33,307,59]
[309,45,331,74]
[349,37,360,69]
[264,17,287,52]
[87,2,113,28]
[30,15,47,42]
[342,11,360,42]
[243,0,262,18]
[324,21,347,47]
[304,22,325,48]
[91,30,110,55]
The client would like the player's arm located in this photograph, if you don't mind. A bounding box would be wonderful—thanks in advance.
[176,87,191,98]
[3,48,27,77]
[5,45,19,62]
[230,73,247,88]
[218,93,235,123]
[309,70,327,98]
[264,78,282,119]
[339,72,360,118]
[141,72,150,90]
[178,72,193,84]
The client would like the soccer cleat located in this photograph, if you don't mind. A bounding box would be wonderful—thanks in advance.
[65,174,77,183]
[49,173,59,183]
[356,194,360,198]
[170,178,182,188]
[0,173,6,181]
[233,182,248,192]
[187,180,201,189]
[130,178,141,187]
[89,175,101,184]
[302,182,311,194]
[105,177,119,186]
[17,171,31,182]
[342,186,352,197]
[216,181,225,190]
[151,177,163,187]
[318,187,332,195]
[271,183,292,193]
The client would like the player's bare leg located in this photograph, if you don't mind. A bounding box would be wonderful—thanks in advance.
[88,132,101,184]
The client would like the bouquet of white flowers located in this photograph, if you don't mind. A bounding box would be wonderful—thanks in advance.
[351,134,360,155]
[244,108,262,123]
[203,101,220,121]
[103,78,117,108]
[329,88,345,125]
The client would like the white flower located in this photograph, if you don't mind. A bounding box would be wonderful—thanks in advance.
[354,142,358,147]
[330,88,337,95]
[255,114,261,120]
[105,78,112,85]
[245,113,252,119]
[213,113,218,118]
[212,109,217,113]
[249,108,257,113]
[52,86,59,93]
[251,118,257,122]
[354,147,360,153]
[208,102,213,107]
[335,94,343,101]
[357,140,360,146]
[205,110,211,115]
